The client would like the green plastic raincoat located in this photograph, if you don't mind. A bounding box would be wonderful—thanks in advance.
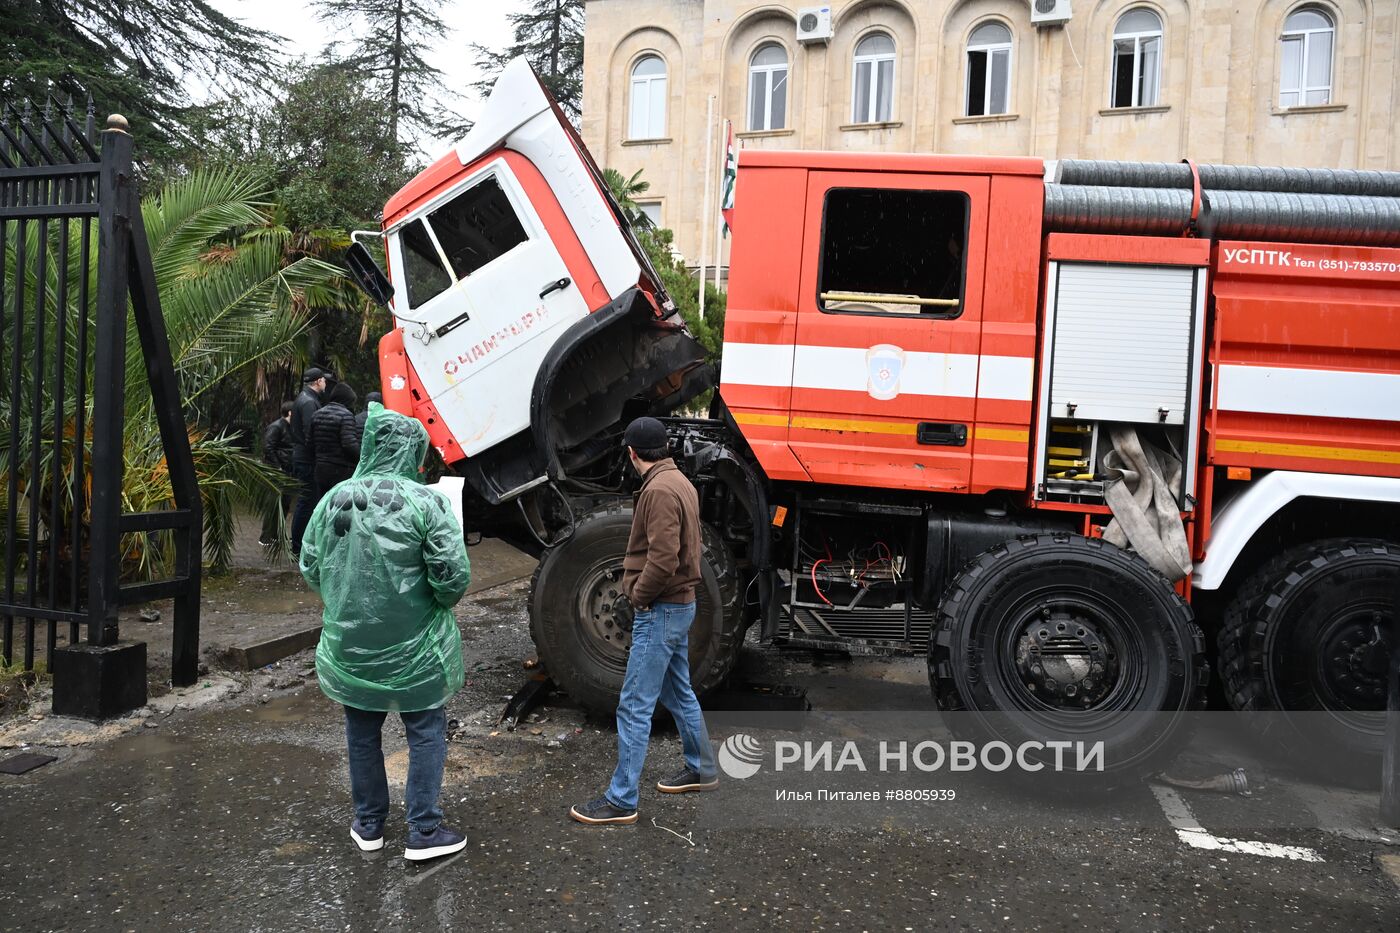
[300,404,469,712]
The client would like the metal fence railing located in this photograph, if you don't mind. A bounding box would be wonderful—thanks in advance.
[0,98,201,705]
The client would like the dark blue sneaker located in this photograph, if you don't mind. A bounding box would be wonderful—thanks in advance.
[569,796,638,825]
[657,767,719,794]
[404,824,467,861]
[350,818,384,852]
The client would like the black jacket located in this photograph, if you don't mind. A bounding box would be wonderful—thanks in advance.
[308,402,360,470]
[263,418,293,473]
[290,386,323,464]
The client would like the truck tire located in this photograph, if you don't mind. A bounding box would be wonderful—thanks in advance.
[528,504,743,714]
[929,534,1207,778]
[1218,539,1397,775]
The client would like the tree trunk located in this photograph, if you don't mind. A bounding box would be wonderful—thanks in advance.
[389,0,405,140]
[550,0,560,77]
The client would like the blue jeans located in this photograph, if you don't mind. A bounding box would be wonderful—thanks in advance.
[290,459,318,555]
[606,601,717,811]
[343,705,447,834]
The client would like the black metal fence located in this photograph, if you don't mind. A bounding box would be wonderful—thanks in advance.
[0,98,201,693]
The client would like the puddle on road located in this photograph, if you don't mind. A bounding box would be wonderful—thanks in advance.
[250,691,329,723]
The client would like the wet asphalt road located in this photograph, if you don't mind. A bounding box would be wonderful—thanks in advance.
[1,580,1398,932]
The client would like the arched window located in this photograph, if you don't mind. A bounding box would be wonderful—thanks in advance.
[852,33,896,124]
[748,44,789,131]
[1280,7,1334,107]
[629,55,667,139]
[966,21,1013,116]
[1111,9,1162,108]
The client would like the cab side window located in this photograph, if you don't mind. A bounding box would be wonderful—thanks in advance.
[400,219,451,310]
[818,188,969,317]
[428,175,529,279]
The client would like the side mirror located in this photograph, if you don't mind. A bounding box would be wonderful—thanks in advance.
[345,241,393,307]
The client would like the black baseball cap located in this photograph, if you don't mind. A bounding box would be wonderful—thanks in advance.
[623,416,667,450]
[303,367,326,383]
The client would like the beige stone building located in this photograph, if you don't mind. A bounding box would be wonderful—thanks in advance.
[580,0,1400,266]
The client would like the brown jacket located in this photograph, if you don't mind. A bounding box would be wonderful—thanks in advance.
[622,459,702,608]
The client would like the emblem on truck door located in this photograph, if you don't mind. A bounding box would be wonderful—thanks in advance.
[866,344,907,400]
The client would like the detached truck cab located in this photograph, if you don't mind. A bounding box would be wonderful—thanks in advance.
[346,60,1400,779]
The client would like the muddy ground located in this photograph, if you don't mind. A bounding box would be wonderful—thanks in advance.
[1,563,1398,931]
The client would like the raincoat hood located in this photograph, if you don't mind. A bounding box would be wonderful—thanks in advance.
[355,403,428,480]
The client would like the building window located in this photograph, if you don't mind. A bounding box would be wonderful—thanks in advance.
[748,43,789,131]
[852,33,896,124]
[637,201,662,229]
[1280,7,1334,107]
[819,188,968,317]
[966,22,1013,116]
[629,55,667,139]
[1111,9,1163,108]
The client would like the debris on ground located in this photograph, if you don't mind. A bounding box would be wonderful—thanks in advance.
[1157,767,1251,796]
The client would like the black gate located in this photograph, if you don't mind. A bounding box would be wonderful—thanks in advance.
[0,100,202,714]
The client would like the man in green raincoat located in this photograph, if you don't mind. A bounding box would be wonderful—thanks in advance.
[300,403,471,861]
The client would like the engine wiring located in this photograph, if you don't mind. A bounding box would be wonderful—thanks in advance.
[798,525,907,607]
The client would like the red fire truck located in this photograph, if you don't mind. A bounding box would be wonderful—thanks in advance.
[346,60,1400,771]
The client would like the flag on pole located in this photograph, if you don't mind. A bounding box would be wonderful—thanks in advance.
[720,121,737,236]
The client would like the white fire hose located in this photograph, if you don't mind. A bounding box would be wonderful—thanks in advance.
[1101,426,1193,582]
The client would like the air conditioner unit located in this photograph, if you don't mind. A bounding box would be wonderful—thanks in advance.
[1030,0,1072,27]
[796,6,833,43]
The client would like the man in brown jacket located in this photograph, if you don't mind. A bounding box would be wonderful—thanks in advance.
[570,417,718,824]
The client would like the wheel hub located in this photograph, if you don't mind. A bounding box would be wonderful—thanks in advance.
[1015,609,1119,707]
[578,564,632,656]
[1320,612,1390,709]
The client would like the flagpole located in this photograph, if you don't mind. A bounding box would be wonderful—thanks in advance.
[698,95,715,320]
[714,118,728,296]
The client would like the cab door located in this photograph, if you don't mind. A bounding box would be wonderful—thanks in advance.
[788,172,989,492]
[388,158,590,457]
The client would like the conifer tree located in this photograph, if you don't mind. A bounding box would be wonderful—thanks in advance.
[473,0,585,122]
[1,0,278,155]
[310,0,450,143]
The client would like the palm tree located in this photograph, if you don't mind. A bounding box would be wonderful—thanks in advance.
[1,168,344,580]
[602,167,654,230]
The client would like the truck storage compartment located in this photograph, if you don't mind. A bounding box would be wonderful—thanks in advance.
[1034,235,1208,507]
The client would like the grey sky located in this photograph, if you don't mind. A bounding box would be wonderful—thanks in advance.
[212,0,528,156]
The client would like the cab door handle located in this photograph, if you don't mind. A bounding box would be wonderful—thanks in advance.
[539,277,571,299]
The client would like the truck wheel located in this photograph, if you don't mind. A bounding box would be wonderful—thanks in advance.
[528,504,742,714]
[1218,539,1397,774]
[929,534,1207,777]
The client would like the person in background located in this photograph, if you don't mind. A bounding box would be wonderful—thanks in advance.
[309,381,360,497]
[300,404,471,861]
[259,401,295,546]
[289,367,330,556]
[569,417,718,826]
[356,391,383,447]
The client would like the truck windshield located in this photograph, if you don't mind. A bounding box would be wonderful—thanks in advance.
[818,188,968,316]
[400,219,452,310]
